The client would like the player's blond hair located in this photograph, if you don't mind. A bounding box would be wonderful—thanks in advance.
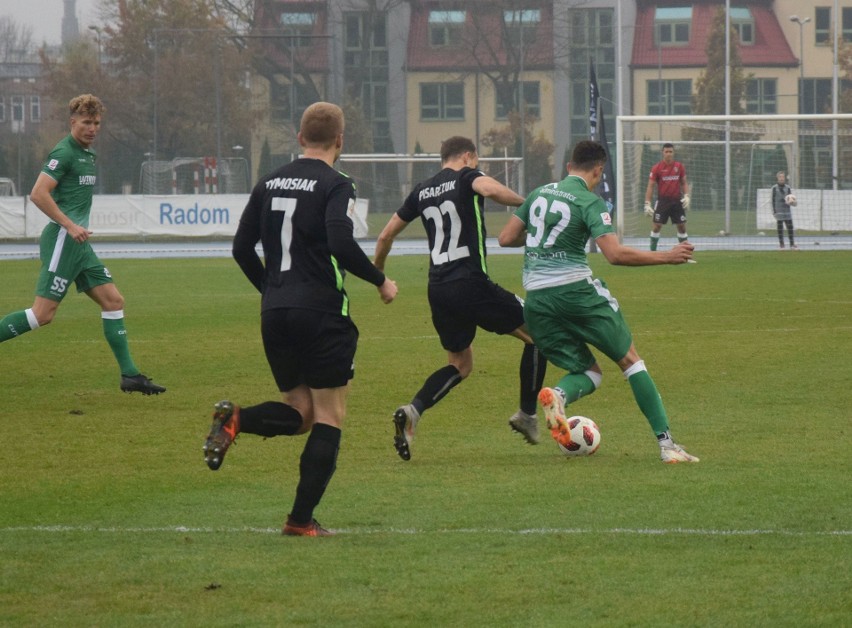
[299,102,344,149]
[69,94,105,118]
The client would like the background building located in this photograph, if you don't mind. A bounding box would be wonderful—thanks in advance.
[1,0,847,195]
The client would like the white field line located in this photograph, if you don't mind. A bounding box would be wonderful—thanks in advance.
[1,525,849,537]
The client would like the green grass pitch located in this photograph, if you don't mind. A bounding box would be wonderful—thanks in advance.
[1,250,850,626]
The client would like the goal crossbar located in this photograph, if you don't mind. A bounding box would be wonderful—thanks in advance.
[615,114,852,243]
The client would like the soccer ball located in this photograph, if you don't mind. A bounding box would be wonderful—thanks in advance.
[785,193,797,205]
[555,416,601,457]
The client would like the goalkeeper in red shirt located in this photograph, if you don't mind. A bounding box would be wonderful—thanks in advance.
[644,143,690,251]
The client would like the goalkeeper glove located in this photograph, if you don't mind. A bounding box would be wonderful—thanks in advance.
[681,194,691,209]
[643,201,654,217]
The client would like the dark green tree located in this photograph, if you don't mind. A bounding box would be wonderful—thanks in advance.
[257,138,272,179]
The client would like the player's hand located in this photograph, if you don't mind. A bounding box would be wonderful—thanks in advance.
[681,194,691,210]
[378,278,398,304]
[67,223,93,243]
[643,201,654,217]
[667,241,694,264]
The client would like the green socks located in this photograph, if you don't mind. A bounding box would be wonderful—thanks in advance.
[101,310,139,376]
[556,372,598,404]
[0,309,37,342]
[624,361,669,435]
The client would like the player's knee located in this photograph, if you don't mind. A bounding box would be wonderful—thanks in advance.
[31,305,55,327]
[621,360,647,379]
[585,369,602,391]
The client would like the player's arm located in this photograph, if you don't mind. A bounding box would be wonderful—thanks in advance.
[498,214,527,248]
[232,219,264,293]
[374,212,409,271]
[327,188,397,303]
[643,178,656,215]
[328,219,396,304]
[30,173,92,243]
[680,172,691,208]
[232,188,266,292]
[644,178,656,204]
[472,175,525,207]
[596,233,693,266]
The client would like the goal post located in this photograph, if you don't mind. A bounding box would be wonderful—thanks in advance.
[616,114,852,250]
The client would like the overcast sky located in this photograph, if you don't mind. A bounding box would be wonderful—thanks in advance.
[2,0,99,46]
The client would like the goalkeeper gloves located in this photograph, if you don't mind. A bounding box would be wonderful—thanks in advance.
[681,194,691,209]
[643,201,654,217]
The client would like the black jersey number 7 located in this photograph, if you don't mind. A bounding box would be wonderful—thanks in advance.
[422,200,470,265]
[272,197,296,271]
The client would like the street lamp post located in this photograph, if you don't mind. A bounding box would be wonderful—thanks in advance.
[88,25,102,65]
[88,25,103,193]
[790,15,811,113]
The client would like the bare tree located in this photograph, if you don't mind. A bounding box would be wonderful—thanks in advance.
[0,16,35,61]
[39,0,256,191]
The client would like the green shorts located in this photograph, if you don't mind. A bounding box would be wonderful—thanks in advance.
[524,277,633,373]
[35,223,113,302]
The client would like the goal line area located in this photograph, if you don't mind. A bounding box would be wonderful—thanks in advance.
[616,114,852,250]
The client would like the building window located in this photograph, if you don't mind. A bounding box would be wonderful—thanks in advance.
[30,96,40,122]
[428,10,465,47]
[503,9,540,47]
[745,78,776,114]
[420,82,464,120]
[730,7,754,44]
[812,7,852,46]
[815,7,830,45]
[0,98,5,123]
[345,13,362,49]
[567,8,615,146]
[802,78,832,114]
[654,7,691,46]
[354,81,389,122]
[496,81,540,119]
[647,79,692,115]
[344,11,388,67]
[11,96,24,122]
[845,7,852,41]
[270,78,314,123]
[814,7,852,46]
[344,12,386,51]
[280,12,316,46]
[343,10,390,150]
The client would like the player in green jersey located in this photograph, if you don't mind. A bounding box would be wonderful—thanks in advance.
[498,140,698,463]
[0,94,165,395]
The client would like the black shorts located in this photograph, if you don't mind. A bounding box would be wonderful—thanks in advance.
[261,308,358,391]
[653,198,687,225]
[428,276,525,353]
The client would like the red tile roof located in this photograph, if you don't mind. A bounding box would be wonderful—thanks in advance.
[252,0,329,72]
[631,1,797,69]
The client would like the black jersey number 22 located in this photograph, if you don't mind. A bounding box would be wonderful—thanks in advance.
[422,200,470,265]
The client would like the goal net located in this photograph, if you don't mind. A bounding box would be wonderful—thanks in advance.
[616,114,852,250]
[140,157,251,195]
